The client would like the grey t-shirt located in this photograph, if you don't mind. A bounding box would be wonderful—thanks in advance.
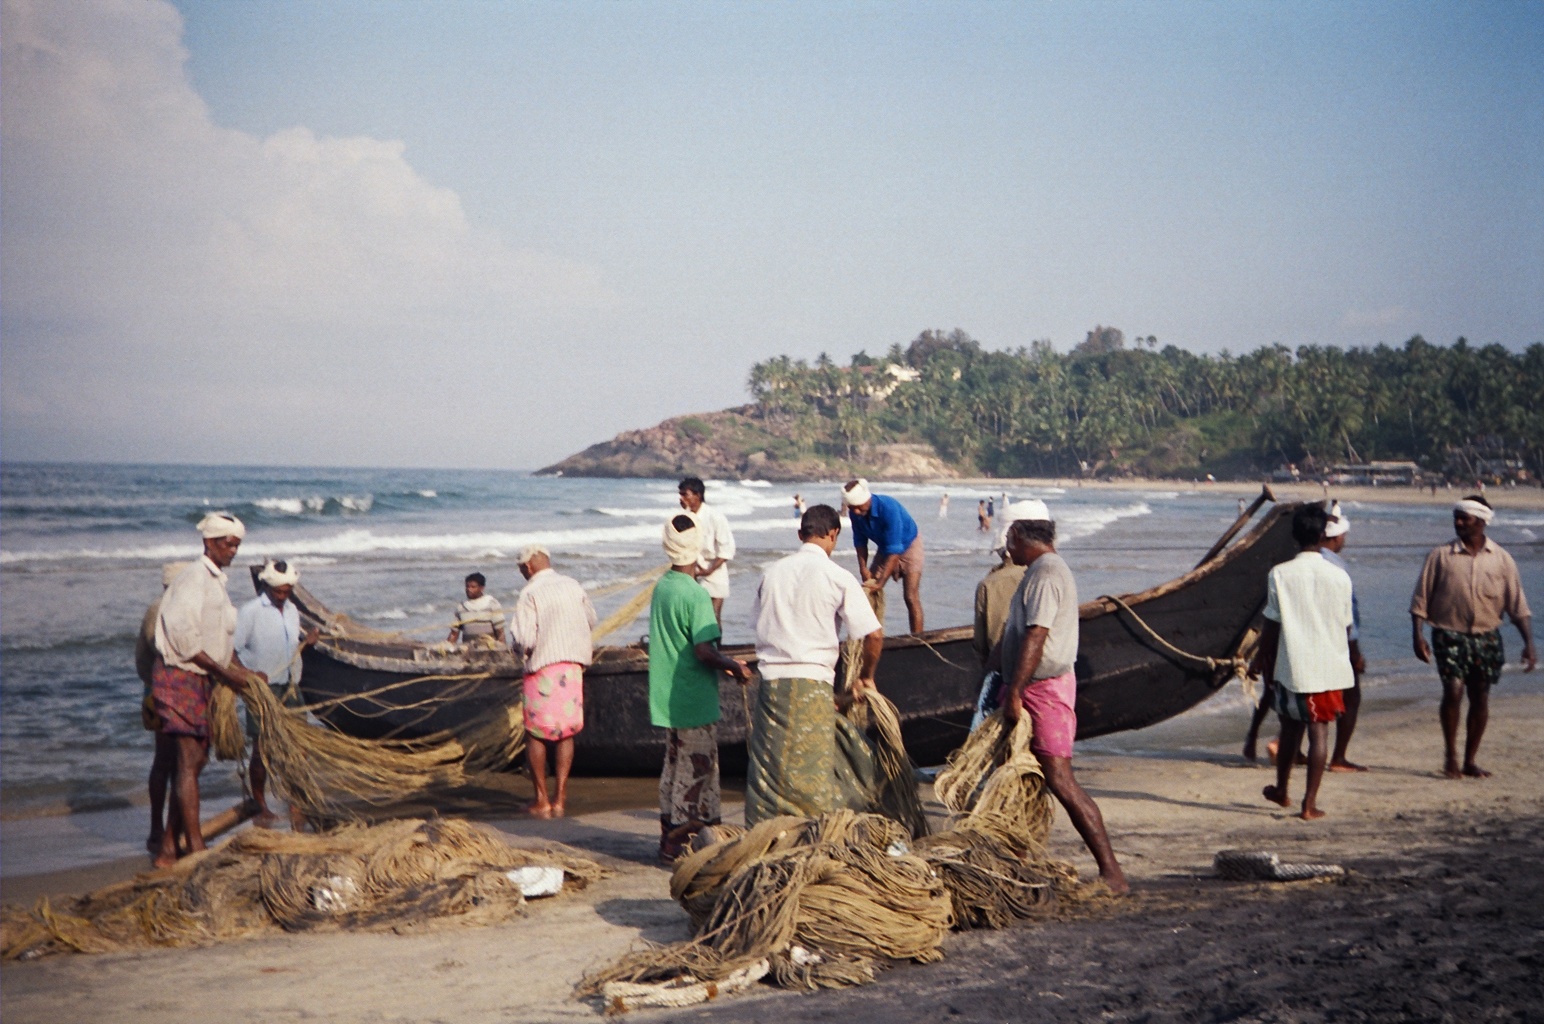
[1000,551,1079,681]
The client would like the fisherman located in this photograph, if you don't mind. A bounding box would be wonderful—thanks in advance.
[649,513,752,861]
[134,562,188,855]
[509,544,596,818]
[990,511,1128,893]
[233,559,321,828]
[842,478,925,634]
[1257,503,1354,820]
[1320,504,1367,771]
[152,513,260,867]
[938,492,949,519]
[447,572,504,645]
[1411,495,1535,779]
[677,477,736,625]
[969,500,1048,728]
[977,499,989,532]
[746,504,883,825]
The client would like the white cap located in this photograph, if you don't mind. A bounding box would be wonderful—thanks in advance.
[516,543,550,565]
[258,559,300,587]
[662,512,700,566]
[842,479,872,507]
[196,512,245,539]
[994,499,1052,552]
[1323,501,1349,538]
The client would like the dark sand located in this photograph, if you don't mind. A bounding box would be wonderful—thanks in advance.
[3,693,1541,1023]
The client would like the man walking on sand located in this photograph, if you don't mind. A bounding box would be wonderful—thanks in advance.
[1257,503,1354,820]
[1320,503,1368,771]
[843,478,925,634]
[1411,495,1535,779]
[650,513,752,861]
[509,544,596,817]
[152,513,261,867]
[989,511,1128,893]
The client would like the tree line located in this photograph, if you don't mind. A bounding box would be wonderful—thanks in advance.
[745,329,1544,481]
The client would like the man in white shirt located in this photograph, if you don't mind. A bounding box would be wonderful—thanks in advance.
[508,544,596,818]
[234,559,320,828]
[678,477,736,625]
[1256,503,1355,821]
[746,504,883,825]
[152,513,261,867]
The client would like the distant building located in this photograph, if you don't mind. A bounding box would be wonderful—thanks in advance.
[1326,461,1421,486]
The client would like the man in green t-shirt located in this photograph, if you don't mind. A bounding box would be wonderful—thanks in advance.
[652,513,751,862]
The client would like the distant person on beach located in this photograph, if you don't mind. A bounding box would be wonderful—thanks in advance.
[746,504,883,825]
[135,561,188,855]
[987,510,1128,893]
[678,477,736,625]
[152,513,260,867]
[969,501,1047,728]
[843,478,926,633]
[1411,496,1535,779]
[986,496,995,519]
[509,545,596,818]
[649,514,751,861]
[977,500,990,532]
[938,492,949,518]
[793,493,804,519]
[447,572,504,644]
[1256,503,1354,820]
[234,559,320,828]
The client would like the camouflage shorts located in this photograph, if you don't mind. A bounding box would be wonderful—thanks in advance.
[1432,628,1505,687]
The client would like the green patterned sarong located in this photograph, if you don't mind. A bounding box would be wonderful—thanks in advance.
[745,677,879,826]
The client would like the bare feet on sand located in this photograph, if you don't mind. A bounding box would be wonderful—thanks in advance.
[1443,760,1465,779]
[1463,764,1493,779]
[1328,759,1368,773]
[1242,741,1257,763]
[1299,806,1326,821]
[552,803,566,818]
[528,802,554,819]
[1102,872,1131,896]
[1262,785,1291,808]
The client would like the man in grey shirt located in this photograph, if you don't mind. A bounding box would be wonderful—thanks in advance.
[990,513,1128,894]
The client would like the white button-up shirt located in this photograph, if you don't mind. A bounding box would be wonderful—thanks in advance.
[693,502,737,595]
[509,568,597,672]
[234,591,303,687]
[1264,550,1354,694]
[752,542,883,685]
[154,556,237,674]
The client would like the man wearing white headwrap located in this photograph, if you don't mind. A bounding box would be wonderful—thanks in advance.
[842,478,926,633]
[152,513,261,867]
[1411,494,1535,779]
[235,559,321,827]
[649,513,751,860]
[135,562,189,855]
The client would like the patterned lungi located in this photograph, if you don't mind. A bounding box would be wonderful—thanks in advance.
[152,657,211,739]
[659,724,720,827]
[744,677,877,826]
[1432,628,1505,688]
[523,661,585,741]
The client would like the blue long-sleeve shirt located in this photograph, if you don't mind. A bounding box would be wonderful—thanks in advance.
[850,493,919,557]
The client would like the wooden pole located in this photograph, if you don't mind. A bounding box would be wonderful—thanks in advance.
[1194,485,1276,569]
[199,799,260,843]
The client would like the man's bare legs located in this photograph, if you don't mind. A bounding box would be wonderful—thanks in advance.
[155,735,207,868]
[710,597,724,628]
[527,740,554,818]
[552,736,574,816]
[248,737,280,828]
[1242,680,1274,761]
[900,567,924,634]
[1329,678,1366,772]
[1440,675,1491,778]
[1041,756,1128,894]
[146,731,175,853]
[1263,717,1330,819]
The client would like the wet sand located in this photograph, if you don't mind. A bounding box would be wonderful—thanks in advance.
[3,692,1542,1023]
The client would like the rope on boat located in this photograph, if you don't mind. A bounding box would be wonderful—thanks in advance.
[1097,594,1249,678]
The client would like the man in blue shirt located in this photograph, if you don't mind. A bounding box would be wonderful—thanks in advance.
[234,559,319,827]
[842,478,925,633]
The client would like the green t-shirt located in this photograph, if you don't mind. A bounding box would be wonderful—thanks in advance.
[648,570,724,729]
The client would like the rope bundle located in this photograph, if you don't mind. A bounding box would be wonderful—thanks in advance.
[1,818,607,961]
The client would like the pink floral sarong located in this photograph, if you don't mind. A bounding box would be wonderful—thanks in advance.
[522,661,585,741]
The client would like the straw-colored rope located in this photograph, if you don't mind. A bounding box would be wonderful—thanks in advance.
[1,819,607,961]
[591,569,666,644]
[208,683,245,762]
[1098,594,1248,676]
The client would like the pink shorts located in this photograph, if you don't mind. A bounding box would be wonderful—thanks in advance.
[1020,670,1077,759]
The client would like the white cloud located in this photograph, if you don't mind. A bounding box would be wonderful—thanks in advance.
[1,0,612,466]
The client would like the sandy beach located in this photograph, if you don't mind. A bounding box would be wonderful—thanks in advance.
[943,476,1544,512]
[4,689,1541,1023]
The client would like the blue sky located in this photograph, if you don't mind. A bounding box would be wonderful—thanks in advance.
[3,0,1540,468]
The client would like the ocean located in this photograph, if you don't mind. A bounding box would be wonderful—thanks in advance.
[2,463,1540,836]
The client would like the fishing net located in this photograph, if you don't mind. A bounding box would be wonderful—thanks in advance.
[208,683,245,762]
[579,709,1089,1012]
[1,817,606,962]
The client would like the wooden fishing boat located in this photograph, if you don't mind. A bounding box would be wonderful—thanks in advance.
[284,493,1300,774]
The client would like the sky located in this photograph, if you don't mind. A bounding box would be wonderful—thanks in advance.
[2,0,1541,470]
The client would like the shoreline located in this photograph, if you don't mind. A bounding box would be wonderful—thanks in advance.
[4,691,1541,1022]
[935,475,1544,510]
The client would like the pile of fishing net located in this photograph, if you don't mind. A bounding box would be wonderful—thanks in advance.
[1,817,606,962]
[579,708,1096,1012]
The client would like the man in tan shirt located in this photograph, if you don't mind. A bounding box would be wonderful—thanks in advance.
[1410,495,1535,780]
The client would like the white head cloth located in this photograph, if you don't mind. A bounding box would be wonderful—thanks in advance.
[994,498,1053,553]
[161,561,191,587]
[196,512,246,540]
[258,559,299,588]
[1323,501,1350,538]
[517,543,549,565]
[842,479,872,507]
[1454,498,1494,523]
[663,512,700,565]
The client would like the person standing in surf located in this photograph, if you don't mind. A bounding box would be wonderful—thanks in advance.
[677,477,736,626]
